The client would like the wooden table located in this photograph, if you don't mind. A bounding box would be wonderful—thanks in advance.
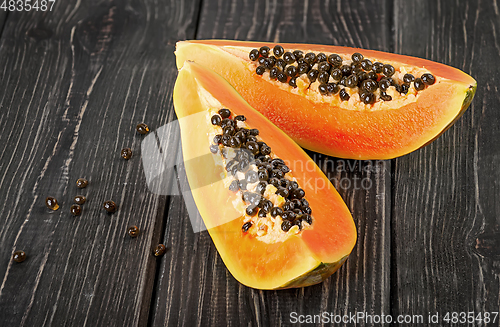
[0,1,498,326]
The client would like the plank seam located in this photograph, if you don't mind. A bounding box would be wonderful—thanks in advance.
[388,0,397,325]
[146,195,173,327]
[193,0,204,39]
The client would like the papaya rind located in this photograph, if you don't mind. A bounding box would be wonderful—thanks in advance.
[278,257,348,289]
[420,83,476,149]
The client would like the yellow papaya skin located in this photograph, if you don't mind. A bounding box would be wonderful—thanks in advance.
[173,62,357,289]
[176,40,477,159]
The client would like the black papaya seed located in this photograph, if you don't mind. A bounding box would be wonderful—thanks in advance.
[260,144,271,155]
[379,92,392,101]
[273,45,284,58]
[285,65,297,78]
[318,71,330,84]
[297,63,310,75]
[318,84,328,95]
[246,170,259,183]
[302,206,312,215]
[403,73,415,83]
[400,83,410,94]
[339,89,350,101]
[209,144,219,153]
[360,91,376,104]
[229,180,239,192]
[249,49,260,61]
[293,50,304,60]
[218,108,231,118]
[281,220,292,232]
[269,67,279,79]
[269,177,280,187]
[256,181,267,194]
[414,78,425,91]
[283,52,296,64]
[211,114,222,125]
[242,221,253,232]
[361,59,373,71]
[317,53,327,62]
[307,69,319,83]
[318,61,331,73]
[304,52,316,65]
[382,64,395,77]
[351,52,363,63]
[330,68,342,81]
[276,59,286,70]
[271,206,283,218]
[259,46,270,57]
[361,79,378,92]
[328,54,343,67]
[340,65,352,76]
[303,214,313,225]
[421,73,435,85]
[372,62,384,73]
[293,188,305,199]
[246,204,259,216]
[256,66,265,75]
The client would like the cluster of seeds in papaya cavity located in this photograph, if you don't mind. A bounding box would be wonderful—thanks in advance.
[249,45,436,105]
[210,108,313,237]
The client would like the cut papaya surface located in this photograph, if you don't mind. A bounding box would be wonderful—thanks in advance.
[175,40,476,159]
[173,61,357,289]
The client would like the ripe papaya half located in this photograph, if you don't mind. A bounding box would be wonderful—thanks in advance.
[172,61,357,289]
[175,40,477,159]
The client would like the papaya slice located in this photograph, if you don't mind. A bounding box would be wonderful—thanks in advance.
[173,61,357,289]
[175,40,477,159]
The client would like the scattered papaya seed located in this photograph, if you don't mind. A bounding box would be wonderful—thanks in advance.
[74,195,86,205]
[136,123,149,135]
[103,201,117,213]
[121,148,132,159]
[128,226,139,238]
[70,204,82,216]
[153,244,166,257]
[45,197,59,210]
[12,251,26,263]
[76,178,88,188]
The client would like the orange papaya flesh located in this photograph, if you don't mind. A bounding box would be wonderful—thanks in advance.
[173,61,357,289]
[175,40,477,159]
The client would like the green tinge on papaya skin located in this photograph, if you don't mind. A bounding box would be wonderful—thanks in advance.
[420,83,476,149]
[277,258,348,289]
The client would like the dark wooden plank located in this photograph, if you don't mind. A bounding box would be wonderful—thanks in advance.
[151,0,393,326]
[0,0,200,326]
[0,11,6,36]
[392,0,500,322]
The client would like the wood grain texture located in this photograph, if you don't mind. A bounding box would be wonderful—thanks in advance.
[0,0,200,326]
[392,0,500,322]
[150,1,393,326]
